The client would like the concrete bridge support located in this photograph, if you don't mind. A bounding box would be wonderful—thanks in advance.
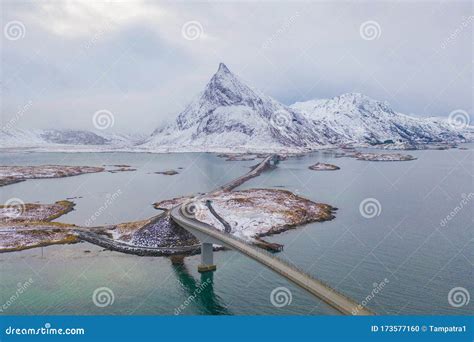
[198,243,216,273]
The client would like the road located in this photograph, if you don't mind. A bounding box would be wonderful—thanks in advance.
[170,204,374,316]
[213,154,276,193]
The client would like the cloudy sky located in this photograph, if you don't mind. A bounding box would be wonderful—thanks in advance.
[1,0,472,134]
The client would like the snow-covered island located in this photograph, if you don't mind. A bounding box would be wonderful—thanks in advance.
[0,188,335,255]
[154,170,179,175]
[0,165,105,187]
[217,153,258,161]
[352,152,416,162]
[154,189,336,242]
[0,200,75,224]
[0,155,336,255]
[0,200,78,252]
[309,162,340,171]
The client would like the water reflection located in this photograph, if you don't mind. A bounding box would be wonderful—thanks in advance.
[172,264,230,315]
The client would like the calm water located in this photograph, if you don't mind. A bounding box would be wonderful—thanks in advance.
[0,146,472,315]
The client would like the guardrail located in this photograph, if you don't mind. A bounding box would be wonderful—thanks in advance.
[175,204,373,315]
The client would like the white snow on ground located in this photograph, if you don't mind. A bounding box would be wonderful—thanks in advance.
[196,189,323,240]
[350,152,416,161]
[0,201,73,223]
[0,165,104,179]
[175,189,333,241]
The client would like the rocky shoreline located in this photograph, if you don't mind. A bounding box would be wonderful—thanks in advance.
[352,152,416,161]
[0,165,105,187]
[309,162,340,171]
[0,155,336,256]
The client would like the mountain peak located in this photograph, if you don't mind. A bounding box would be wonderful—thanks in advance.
[201,62,258,107]
[211,63,236,84]
[337,92,372,102]
[217,62,231,74]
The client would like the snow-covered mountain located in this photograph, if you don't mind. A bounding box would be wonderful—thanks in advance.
[143,63,328,152]
[291,93,468,146]
[1,63,470,152]
[0,128,146,149]
[143,63,470,152]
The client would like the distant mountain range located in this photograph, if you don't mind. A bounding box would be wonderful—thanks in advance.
[0,129,146,149]
[1,63,471,152]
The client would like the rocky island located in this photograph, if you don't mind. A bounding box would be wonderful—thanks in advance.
[0,155,336,256]
[0,200,78,252]
[309,162,340,171]
[154,170,179,175]
[352,152,416,161]
[0,165,105,187]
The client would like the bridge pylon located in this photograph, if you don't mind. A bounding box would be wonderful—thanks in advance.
[198,242,217,273]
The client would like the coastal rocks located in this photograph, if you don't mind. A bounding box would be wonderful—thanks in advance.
[74,215,200,256]
[154,170,179,175]
[107,167,137,173]
[105,164,137,173]
[0,165,105,187]
[0,223,79,253]
[217,153,257,161]
[352,152,416,161]
[0,177,25,187]
[105,164,131,168]
[130,213,199,248]
[0,199,78,252]
[0,200,75,223]
[332,150,417,161]
[309,162,340,171]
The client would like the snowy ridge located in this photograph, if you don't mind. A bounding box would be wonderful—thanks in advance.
[1,63,471,152]
[0,128,147,150]
[144,64,470,152]
[143,63,329,152]
[291,93,468,146]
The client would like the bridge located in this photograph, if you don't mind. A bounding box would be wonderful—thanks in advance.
[170,204,374,316]
[213,154,278,193]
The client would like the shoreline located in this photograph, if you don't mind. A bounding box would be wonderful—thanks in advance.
[0,141,469,155]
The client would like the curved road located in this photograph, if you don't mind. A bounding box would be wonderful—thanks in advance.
[170,205,374,316]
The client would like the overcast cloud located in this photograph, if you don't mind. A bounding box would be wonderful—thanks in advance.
[1,0,472,134]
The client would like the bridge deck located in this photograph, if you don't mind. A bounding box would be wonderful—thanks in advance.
[170,205,374,316]
[213,155,274,193]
